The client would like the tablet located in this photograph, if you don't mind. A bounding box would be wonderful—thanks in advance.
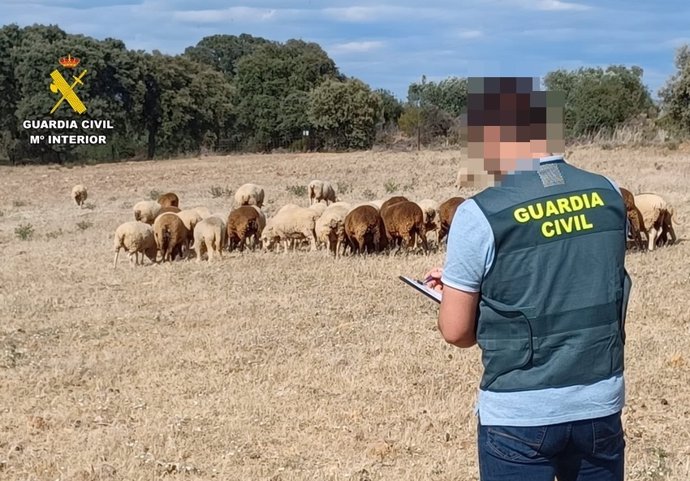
[399,275,442,303]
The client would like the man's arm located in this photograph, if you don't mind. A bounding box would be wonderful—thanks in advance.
[438,285,480,348]
[435,199,494,349]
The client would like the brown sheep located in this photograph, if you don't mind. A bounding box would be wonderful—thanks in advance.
[438,197,466,244]
[380,196,409,213]
[619,187,645,250]
[156,206,181,217]
[657,206,680,247]
[227,206,264,252]
[343,205,388,255]
[153,213,189,262]
[380,200,428,253]
[157,192,179,208]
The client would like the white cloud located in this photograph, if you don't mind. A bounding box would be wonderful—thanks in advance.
[534,0,591,11]
[330,41,385,54]
[173,7,280,23]
[323,6,447,22]
[455,29,483,39]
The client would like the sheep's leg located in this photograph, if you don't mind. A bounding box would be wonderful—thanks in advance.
[195,240,203,262]
[647,227,657,251]
[113,248,120,268]
[205,238,214,261]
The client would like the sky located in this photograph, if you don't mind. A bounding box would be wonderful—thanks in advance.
[3,0,689,101]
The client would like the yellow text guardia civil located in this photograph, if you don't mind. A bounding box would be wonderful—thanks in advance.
[514,191,606,238]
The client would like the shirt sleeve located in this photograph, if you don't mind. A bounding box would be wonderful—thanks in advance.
[441,199,495,293]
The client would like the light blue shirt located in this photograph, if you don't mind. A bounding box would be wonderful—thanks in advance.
[441,156,626,426]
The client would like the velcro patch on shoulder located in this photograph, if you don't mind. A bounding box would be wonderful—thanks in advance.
[538,163,565,187]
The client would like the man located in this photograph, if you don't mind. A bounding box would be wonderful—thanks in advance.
[425,77,631,481]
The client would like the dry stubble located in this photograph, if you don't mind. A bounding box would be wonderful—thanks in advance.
[0,147,688,480]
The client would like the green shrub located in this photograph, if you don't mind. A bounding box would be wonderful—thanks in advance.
[76,221,93,231]
[15,223,34,240]
[286,185,307,197]
[383,179,399,194]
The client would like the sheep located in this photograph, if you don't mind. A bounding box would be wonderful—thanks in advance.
[113,221,157,268]
[193,216,226,262]
[369,199,385,210]
[315,202,352,256]
[437,197,466,244]
[153,213,189,262]
[380,200,428,253]
[261,205,320,253]
[157,206,181,216]
[635,193,678,251]
[343,205,388,255]
[133,200,162,224]
[380,196,409,213]
[175,207,202,251]
[192,206,212,220]
[417,198,439,245]
[308,202,328,218]
[657,206,680,247]
[619,187,645,250]
[234,183,265,208]
[227,206,265,252]
[71,184,88,208]
[157,192,179,208]
[309,180,337,205]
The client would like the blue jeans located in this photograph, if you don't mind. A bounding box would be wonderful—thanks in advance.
[478,411,625,481]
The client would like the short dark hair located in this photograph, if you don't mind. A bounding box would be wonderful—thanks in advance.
[466,77,563,143]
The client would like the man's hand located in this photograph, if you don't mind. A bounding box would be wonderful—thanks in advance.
[423,267,444,292]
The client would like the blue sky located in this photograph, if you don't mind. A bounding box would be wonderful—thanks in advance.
[4,0,689,101]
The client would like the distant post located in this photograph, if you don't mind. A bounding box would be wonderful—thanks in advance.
[302,129,309,152]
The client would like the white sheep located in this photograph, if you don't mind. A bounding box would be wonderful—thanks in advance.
[192,206,212,220]
[309,180,337,205]
[133,200,161,225]
[175,209,204,257]
[261,205,320,252]
[71,184,88,208]
[113,221,157,267]
[308,202,328,217]
[369,199,385,210]
[193,216,227,262]
[234,183,265,208]
[634,193,678,250]
[417,198,440,245]
[315,202,352,256]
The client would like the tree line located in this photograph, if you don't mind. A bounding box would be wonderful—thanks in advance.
[1,24,690,165]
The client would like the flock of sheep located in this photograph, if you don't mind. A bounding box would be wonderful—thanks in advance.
[80,180,466,267]
[68,178,679,268]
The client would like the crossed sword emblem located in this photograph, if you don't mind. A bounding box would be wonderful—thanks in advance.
[49,69,88,114]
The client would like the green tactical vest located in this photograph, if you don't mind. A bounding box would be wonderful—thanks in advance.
[472,159,629,393]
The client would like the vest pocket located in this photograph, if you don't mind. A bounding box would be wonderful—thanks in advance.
[477,297,535,390]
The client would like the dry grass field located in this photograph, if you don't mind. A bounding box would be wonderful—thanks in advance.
[0,146,689,481]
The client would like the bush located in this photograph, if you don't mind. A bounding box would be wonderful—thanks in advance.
[45,228,64,240]
[286,185,307,197]
[76,221,93,231]
[336,181,351,195]
[362,188,377,200]
[15,223,34,240]
[210,185,233,198]
[12,200,26,207]
[384,179,399,194]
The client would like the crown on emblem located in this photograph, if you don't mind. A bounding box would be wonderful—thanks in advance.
[59,54,80,68]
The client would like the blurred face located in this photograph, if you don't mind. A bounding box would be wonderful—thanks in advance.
[468,126,542,175]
